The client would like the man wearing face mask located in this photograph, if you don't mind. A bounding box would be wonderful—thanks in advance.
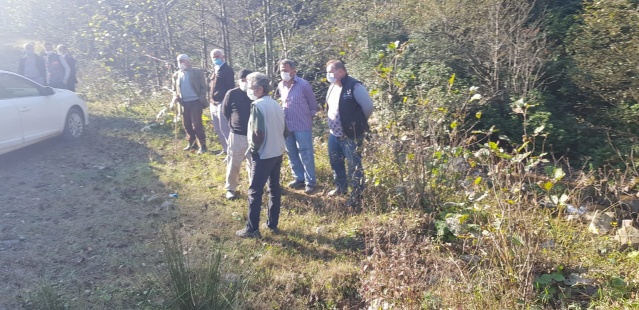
[171,54,209,154]
[209,49,235,156]
[221,69,254,200]
[43,42,70,88]
[277,59,319,194]
[18,43,46,85]
[236,72,287,238]
[325,60,374,209]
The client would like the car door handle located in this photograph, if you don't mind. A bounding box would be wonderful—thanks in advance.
[19,108,30,112]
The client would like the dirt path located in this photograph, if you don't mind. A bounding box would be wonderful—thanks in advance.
[0,113,168,309]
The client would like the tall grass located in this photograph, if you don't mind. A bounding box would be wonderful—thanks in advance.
[161,227,245,310]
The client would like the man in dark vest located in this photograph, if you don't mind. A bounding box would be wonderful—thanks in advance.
[43,42,70,88]
[325,59,374,208]
[57,45,78,92]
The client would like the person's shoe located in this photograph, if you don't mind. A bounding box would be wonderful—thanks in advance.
[327,187,346,197]
[347,195,363,212]
[235,228,261,238]
[225,190,236,200]
[197,147,208,155]
[304,185,315,194]
[183,143,197,151]
[261,223,279,234]
[288,180,305,189]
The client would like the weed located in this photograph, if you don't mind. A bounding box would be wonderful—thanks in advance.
[161,227,245,310]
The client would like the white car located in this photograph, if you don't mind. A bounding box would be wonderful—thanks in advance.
[0,70,89,155]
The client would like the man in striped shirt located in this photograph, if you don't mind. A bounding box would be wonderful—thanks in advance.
[278,59,319,194]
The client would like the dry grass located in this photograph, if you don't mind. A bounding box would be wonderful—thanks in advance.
[10,84,639,309]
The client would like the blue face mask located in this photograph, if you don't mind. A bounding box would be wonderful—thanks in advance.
[213,58,224,66]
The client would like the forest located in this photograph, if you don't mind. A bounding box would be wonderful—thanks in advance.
[2,0,639,309]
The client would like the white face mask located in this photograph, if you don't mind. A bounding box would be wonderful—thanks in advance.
[326,72,337,84]
[247,88,258,101]
[239,81,247,92]
[178,63,187,70]
[280,72,292,82]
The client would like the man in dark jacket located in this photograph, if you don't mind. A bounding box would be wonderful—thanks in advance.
[43,42,70,88]
[209,49,235,155]
[221,69,253,200]
[171,54,209,154]
[57,45,78,92]
[325,60,374,208]
[18,43,46,85]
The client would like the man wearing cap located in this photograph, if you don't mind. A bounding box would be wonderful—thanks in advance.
[209,49,235,155]
[171,54,209,154]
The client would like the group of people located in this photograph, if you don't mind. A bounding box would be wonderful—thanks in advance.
[171,50,373,238]
[18,42,78,91]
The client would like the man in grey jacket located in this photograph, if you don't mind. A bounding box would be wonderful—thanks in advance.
[171,54,209,154]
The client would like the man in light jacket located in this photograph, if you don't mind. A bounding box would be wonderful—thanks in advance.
[171,54,209,154]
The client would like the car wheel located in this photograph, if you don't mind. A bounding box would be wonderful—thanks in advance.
[62,107,84,140]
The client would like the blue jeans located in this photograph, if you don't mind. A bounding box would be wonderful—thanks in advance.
[246,154,282,232]
[328,134,364,197]
[285,130,316,186]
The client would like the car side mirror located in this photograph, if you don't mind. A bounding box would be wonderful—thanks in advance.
[43,87,55,96]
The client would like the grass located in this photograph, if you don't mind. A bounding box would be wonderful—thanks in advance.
[11,64,639,309]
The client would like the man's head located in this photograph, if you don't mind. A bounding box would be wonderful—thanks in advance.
[279,59,296,82]
[23,43,34,54]
[326,60,347,84]
[57,45,68,55]
[44,42,54,53]
[176,54,190,70]
[246,72,270,100]
[238,69,253,92]
[210,49,225,66]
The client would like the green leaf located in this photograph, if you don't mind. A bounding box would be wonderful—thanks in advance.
[450,121,459,129]
[534,125,545,135]
[448,73,456,86]
[474,177,482,185]
[475,111,482,119]
[543,181,554,191]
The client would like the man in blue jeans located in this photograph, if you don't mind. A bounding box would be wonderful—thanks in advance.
[278,59,319,194]
[236,72,287,238]
[325,60,374,208]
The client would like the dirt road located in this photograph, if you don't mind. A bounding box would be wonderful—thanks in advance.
[0,113,168,309]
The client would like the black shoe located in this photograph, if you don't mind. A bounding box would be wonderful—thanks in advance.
[288,180,305,189]
[197,148,208,155]
[304,185,316,194]
[327,187,346,197]
[261,223,280,234]
[347,194,363,211]
[183,143,197,151]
